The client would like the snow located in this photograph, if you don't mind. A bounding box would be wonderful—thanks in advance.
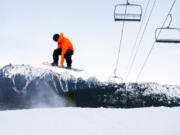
[144,83,180,99]
[0,107,180,135]
[1,63,100,82]
[39,64,111,82]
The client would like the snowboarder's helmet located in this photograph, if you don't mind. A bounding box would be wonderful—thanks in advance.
[53,33,59,42]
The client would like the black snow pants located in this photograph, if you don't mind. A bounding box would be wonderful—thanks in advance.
[53,48,73,67]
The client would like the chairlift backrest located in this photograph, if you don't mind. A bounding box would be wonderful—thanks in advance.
[114,2,142,22]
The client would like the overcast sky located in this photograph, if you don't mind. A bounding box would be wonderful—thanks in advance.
[0,0,180,84]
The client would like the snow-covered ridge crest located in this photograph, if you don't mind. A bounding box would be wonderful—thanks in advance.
[2,64,74,80]
[137,82,180,99]
[124,82,180,99]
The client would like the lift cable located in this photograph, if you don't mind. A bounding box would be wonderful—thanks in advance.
[135,0,177,81]
[125,0,151,81]
[125,0,157,81]
[113,1,128,78]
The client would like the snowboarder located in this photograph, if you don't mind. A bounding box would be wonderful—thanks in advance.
[51,33,74,69]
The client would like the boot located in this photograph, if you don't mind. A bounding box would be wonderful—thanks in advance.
[66,65,71,69]
[51,62,58,66]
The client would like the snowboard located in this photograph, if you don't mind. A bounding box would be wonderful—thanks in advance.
[42,61,83,72]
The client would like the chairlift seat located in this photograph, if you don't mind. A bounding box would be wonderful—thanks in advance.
[155,14,180,44]
[155,27,180,44]
[109,75,123,83]
[114,3,142,22]
[115,13,141,21]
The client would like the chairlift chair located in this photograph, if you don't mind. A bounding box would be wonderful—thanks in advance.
[109,75,123,84]
[109,70,123,83]
[114,1,142,22]
[155,14,180,43]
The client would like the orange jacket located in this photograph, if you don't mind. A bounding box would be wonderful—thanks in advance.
[57,33,74,66]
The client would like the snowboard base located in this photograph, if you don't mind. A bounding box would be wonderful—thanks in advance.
[42,61,83,72]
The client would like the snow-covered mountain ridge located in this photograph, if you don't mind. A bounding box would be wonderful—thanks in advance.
[1,64,100,93]
[0,64,180,110]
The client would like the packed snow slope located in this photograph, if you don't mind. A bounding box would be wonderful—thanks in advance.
[0,64,180,110]
[0,107,180,135]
